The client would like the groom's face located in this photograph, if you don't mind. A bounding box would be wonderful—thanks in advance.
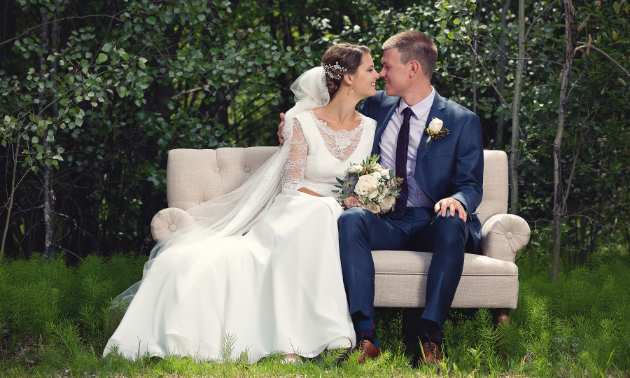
[379,48,408,97]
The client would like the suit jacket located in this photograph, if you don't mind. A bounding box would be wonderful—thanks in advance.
[358,90,484,248]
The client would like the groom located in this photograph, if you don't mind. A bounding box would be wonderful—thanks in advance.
[278,31,483,364]
[336,30,483,364]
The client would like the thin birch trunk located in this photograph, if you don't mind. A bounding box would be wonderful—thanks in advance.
[496,0,512,148]
[51,10,59,119]
[510,0,525,215]
[39,13,53,259]
[552,0,575,282]
[0,136,19,260]
[473,37,477,114]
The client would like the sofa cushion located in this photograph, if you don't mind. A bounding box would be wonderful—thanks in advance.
[372,251,519,308]
[373,250,518,276]
[374,273,519,308]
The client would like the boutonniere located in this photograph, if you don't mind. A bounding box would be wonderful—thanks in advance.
[423,118,450,148]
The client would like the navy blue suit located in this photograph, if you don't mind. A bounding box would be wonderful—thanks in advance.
[338,90,484,328]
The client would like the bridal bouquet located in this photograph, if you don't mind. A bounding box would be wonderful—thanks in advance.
[333,155,404,215]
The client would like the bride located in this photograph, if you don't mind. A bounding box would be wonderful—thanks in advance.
[104,43,380,363]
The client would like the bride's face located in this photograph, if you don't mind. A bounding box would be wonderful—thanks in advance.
[350,53,379,98]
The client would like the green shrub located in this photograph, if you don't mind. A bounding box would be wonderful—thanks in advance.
[0,254,145,349]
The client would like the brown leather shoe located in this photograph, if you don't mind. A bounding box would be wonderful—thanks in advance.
[419,341,442,364]
[357,339,381,363]
[335,340,381,365]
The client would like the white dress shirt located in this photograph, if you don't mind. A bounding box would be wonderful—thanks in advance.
[379,88,436,208]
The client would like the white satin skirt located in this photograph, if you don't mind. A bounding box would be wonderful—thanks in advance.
[103,189,355,363]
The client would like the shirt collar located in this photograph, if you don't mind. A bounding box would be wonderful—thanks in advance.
[397,87,436,119]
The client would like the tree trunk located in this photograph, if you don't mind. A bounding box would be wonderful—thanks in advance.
[39,13,54,259]
[0,136,19,261]
[552,0,575,282]
[496,0,512,148]
[579,215,587,265]
[472,37,477,114]
[509,0,525,215]
[51,10,59,119]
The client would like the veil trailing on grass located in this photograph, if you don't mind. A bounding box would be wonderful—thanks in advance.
[114,66,330,304]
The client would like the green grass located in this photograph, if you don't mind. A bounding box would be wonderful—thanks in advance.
[0,253,629,377]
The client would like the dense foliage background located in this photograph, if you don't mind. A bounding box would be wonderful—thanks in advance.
[1,0,629,269]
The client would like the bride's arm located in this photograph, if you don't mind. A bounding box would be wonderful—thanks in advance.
[281,119,322,197]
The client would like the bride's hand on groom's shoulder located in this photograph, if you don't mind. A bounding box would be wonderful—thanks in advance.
[278,113,285,146]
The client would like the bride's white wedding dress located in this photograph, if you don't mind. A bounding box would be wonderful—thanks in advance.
[103,110,377,363]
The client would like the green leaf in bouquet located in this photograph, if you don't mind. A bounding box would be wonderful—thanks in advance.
[336,177,345,184]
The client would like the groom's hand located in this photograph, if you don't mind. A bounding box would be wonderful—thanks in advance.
[277,113,285,146]
[434,198,466,222]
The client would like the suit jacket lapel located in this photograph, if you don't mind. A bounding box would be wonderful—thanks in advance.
[415,92,447,165]
[372,96,400,155]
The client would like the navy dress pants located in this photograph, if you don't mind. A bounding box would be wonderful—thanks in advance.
[338,206,470,329]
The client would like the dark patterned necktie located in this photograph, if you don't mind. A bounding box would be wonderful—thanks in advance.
[390,107,414,220]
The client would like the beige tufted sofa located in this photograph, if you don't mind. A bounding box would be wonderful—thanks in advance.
[151,148,530,319]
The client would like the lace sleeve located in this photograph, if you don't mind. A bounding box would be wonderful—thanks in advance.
[282,118,308,190]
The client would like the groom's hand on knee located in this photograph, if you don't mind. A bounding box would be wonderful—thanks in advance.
[434,198,466,222]
[278,113,285,146]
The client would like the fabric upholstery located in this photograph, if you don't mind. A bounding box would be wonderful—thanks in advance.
[374,274,519,308]
[373,250,518,308]
[476,150,508,225]
[372,251,518,308]
[150,147,527,309]
[167,147,278,210]
[372,250,518,276]
[150,207,195,242]
[481,214,531,263]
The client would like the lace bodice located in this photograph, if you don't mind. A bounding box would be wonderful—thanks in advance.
[309,111,365,162]
[281,110,377,196]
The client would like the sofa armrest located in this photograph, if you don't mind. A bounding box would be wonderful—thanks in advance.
[481,214,530,263]
[150,207,195,242]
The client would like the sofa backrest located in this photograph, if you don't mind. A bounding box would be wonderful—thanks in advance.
[477,150,508,224]
[166,148,508,225]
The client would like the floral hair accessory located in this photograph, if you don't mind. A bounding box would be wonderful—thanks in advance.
[324,62,348,80]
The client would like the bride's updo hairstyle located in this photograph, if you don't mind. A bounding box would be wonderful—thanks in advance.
[321,43,371,98]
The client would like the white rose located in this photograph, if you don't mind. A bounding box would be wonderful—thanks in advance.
[380,169,390,179]
[428,118,444,132]
[374,163,383,170]
[380,196,396,212]
[371,171,382,180]
[355,175,379,196]
[350,164,363,173]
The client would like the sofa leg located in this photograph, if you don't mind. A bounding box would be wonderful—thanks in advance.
[495,309,510,325]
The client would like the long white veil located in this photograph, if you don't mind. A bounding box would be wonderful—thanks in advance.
[114,67,330,304]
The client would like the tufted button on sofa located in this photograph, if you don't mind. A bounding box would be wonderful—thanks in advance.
[151,148,530,320]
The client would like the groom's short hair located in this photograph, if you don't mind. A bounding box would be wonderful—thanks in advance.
[382,31,437,79]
